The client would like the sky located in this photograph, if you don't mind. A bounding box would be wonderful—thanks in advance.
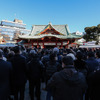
[0,0,100,33]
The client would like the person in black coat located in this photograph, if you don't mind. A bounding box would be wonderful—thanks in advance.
[27,52,44,100]
[9,46,27,100]
[85,51,100,100]
[86,51,99,75]
[45,53,62,100]
[47,56,87,100]
[74,51,88,77]
[87,69,100,100]
[0,50,12,100]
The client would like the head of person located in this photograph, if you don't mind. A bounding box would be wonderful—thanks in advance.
[13,46,21,54]
[29,50,37,57]
[8,51,15,59]
[53,47,59,54]
[45,50,49,55]
[62,56,74,68]
[96,51,100,58]
[67,53,76,60]
[49,53,57,61]
[87,51,95,58]
[3,47,9,53]
[76,51,83,60]
[63,49,67,54]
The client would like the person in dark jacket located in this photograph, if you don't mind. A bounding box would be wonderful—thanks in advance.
[41,50,50,67]
[45,53,62,84]
[96,51,100,66]
[45,53,62,100]
[47,56,87,100]
[74,51,88,77]
[9,46,27,100]
[85,51,100,100]
[0,50,12,100]
[27,52,44,100]
[86,51,100,75]
[87,69,100,100]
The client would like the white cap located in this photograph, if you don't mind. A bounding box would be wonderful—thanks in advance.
[67,53,76,60]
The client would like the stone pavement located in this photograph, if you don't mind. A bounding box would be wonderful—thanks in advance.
[24,81,47,100]
[11,81,85,100]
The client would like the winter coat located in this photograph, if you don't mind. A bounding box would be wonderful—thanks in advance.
[47,65,87,100]
[96,58,100,66]
[86,57,100,75]
[9,54,27,87]
[45,61,62,81]
[74,59,88,77]
[0,59,12,100]
[27,57,44,81]
[87,70,100,100]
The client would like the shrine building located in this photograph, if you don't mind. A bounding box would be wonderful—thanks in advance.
[17,23,82,48]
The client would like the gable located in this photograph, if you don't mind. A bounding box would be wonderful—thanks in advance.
[36,24,64,36]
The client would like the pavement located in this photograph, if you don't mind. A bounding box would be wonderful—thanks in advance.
[10,81,85,100]
[24,81,47,100]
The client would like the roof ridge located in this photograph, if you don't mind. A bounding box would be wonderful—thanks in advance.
[32,25,47,26]
[32,24,67,26]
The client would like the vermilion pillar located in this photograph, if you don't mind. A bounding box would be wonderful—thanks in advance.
[37,40,39,48]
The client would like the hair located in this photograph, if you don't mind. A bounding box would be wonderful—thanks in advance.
[62,56,73,65]
[63,49,67,53]
[7,51,15,59]
[45,50,49,55]
[96,51,100,58]
[13,46,21,54]
[76,51,83,60]
[88,51,95,58]
[3,47,9,53]
[49,53,57,61]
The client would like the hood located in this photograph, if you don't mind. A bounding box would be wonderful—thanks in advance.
[60,65,84,86]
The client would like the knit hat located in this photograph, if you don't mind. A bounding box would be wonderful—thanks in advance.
[67,53,76,60]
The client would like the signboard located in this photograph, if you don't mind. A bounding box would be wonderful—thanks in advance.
[57,43,61,45]
[33,43,37,45]
[44,43,56,45]
[39,43,43,45]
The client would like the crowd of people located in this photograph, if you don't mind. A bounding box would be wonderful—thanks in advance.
[0,45,100,100]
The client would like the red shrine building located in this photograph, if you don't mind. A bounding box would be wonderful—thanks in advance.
[17,23,82,48]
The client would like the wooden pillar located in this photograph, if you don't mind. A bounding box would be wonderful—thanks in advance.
[66,40,69,48]
[65,45,67,49]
